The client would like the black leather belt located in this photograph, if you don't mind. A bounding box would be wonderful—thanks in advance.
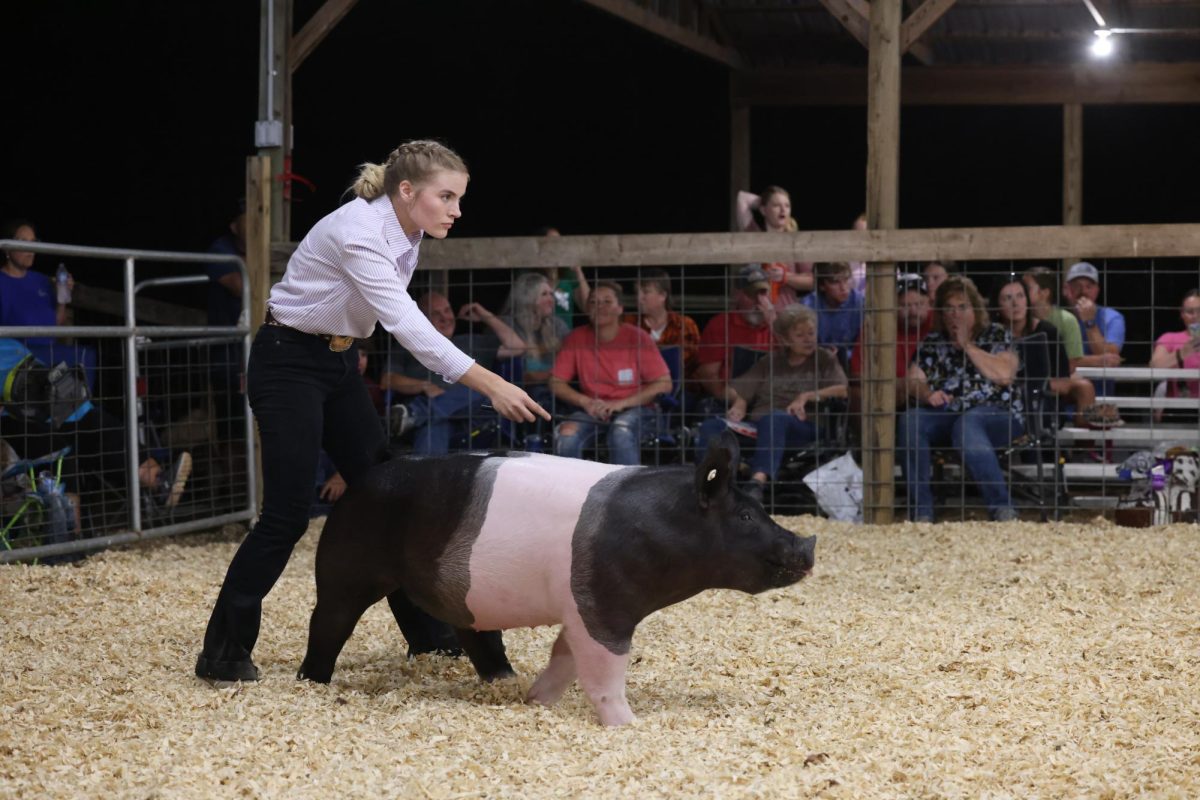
[264,308,356,353]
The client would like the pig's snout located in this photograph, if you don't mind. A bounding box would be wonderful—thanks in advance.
[768,533,816,586]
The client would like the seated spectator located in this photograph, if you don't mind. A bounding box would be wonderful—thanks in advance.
[736,186,814,303]
[1022,266,1084,367]
[1063,261,1125,396]
[383,291,524,455]
[693,305,847,501]
[535,227,591,327]
[801,261,864,365]
[694,266,777,405]
[548,281,671,465]
[624,268,700,377]
[1148,288,1200,401]
[849,273,933,408]
[499,272,570,396]
[899,276,1022,523]
[993,277,1104,429]
[0,218,97,389]
[0,338,190,515]
[204,200,248,440]
[922,259,959,301]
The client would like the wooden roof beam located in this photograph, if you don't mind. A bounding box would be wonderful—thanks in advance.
[817,0,936,64]
[290,0,358,73]
[733,62,1200,105]
[576,0,745,69]
[902,0,958,53]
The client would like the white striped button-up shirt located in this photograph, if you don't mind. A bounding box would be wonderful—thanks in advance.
[269,195,474,382]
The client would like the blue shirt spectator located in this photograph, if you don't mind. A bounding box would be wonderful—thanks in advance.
[1063,261,1126,397]
[801,261,864,363]
[205,202,246,327]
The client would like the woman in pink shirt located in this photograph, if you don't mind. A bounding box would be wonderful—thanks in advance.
[1149,289,1200,400]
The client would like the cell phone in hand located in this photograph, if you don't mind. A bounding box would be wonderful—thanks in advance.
[1189,322,1200,340]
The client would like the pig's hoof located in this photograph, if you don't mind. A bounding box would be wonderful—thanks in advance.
[195,654,259,683]
[480,667,516,683]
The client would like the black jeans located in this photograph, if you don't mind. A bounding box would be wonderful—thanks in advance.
[200,325,455,666]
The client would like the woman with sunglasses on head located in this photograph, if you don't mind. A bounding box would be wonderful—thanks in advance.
[196,140,549,683]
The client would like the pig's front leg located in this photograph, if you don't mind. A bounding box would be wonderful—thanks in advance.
[563,624,634,727]
[526,629,576,707]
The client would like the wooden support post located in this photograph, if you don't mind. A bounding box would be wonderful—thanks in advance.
[863,0,902,525]
[247,155,271,510]
[730,98,750,231]
[259,0,291,243]
[1063,103,1083,270]
[247,157,272,334]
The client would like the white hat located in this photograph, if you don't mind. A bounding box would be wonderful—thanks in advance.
[1066,261,1100,283]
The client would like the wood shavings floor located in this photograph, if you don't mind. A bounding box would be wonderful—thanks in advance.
[2,517,1198,799]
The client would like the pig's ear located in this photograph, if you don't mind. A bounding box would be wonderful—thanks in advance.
[696,431,739,510]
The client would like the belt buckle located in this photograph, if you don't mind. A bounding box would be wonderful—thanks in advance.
[328,335,354,353]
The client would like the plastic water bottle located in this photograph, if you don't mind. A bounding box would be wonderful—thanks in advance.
[56,264,71,304]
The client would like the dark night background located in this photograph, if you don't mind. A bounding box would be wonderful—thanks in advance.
[5,0,1200,354]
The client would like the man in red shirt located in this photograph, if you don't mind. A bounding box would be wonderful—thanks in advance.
[550,281,671,464]
[695,266,777,404]
[849,273,933,409]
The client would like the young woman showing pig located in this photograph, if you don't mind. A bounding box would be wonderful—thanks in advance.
[195,141,549,683]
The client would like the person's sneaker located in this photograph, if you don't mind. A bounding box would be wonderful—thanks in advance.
[992,507,1020,522]
[195,652,260,682]
[162,451,192,508]
[389,403,416,437]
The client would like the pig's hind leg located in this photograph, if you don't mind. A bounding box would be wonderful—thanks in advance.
[297,590,380,683]
[386,590,463,658]
[456,629,515,682]
[525,629,577,707]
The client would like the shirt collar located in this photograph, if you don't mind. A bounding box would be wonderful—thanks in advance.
[370,195,424,261]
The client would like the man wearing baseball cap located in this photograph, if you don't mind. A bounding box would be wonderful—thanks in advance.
[849,273,933,407]
[695,265,776,403]
[1063,261,1125,395]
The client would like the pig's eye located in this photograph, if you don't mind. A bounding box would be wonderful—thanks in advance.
[739,511,752,522]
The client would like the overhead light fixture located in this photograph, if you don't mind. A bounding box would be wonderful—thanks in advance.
[1091,29,1114,57]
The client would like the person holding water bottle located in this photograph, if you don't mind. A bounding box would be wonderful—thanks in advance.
[0,219,96,389]
[1149,288,1200,404]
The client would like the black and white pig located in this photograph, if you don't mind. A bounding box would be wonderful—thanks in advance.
[298,432,816,726]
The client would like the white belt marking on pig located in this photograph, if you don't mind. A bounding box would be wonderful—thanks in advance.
[465,454,630,631]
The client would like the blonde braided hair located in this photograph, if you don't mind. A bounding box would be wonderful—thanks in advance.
[351,140,468,200]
